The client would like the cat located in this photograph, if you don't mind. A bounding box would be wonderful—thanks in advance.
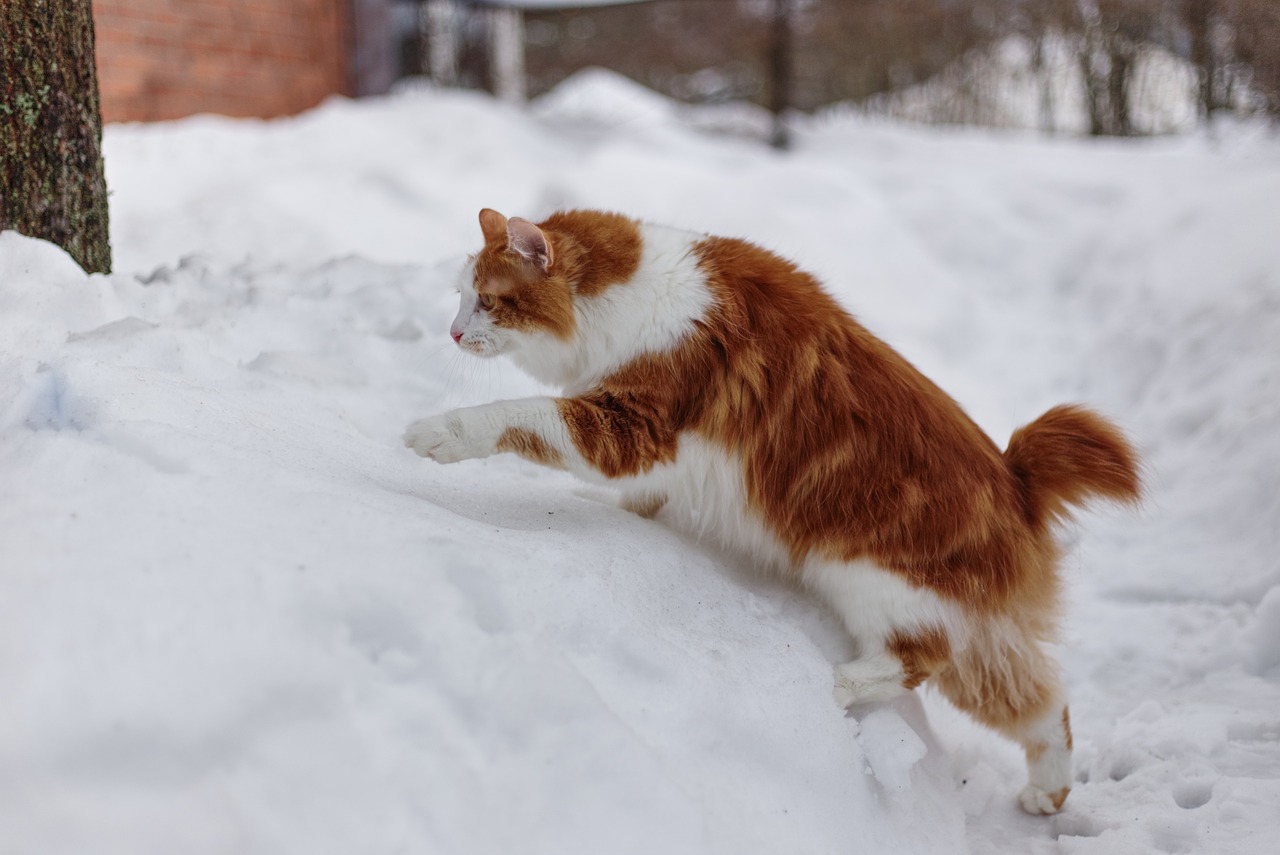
[404,208,1141,814]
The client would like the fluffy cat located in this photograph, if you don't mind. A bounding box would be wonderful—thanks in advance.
[404,208,1140,814]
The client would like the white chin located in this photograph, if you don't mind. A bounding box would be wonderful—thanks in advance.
[462,342,502,358]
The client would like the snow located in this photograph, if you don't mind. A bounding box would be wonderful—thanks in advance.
[3,70,1279,853]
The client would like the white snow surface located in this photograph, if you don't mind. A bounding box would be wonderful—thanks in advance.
[3,72,1279,853]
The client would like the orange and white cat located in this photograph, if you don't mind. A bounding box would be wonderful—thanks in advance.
[404,208,1140,814]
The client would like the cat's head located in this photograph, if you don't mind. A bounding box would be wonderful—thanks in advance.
[449,209,576,366]
[450,208,700,390]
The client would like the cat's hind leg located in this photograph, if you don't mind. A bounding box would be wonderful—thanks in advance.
[1015,703,1074,814]
[831,626,952,708]
[832,650,910,708]
[804,560,958,709]
[933,632,1073,814]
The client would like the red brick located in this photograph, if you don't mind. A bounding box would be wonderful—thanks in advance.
[92,0,351,122]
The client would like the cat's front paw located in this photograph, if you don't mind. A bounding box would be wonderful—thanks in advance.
[403,413,483,463]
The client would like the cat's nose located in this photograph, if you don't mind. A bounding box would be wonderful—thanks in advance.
[451,329,463,344]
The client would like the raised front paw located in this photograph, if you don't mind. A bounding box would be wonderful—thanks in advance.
[403,413,481,463]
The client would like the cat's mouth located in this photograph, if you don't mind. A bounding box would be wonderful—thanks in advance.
[458,339,502,358]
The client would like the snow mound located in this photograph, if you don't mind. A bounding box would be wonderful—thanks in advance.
[0,228,964,854]
[534,66,679,128]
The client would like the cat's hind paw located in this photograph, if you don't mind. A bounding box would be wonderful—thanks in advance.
[1018,784,1069,815]
[832,656,909,709]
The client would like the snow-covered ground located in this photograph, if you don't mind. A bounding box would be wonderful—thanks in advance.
[2,71,1278,853]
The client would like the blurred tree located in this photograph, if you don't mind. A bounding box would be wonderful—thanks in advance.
[1048,0,1162,136]
[1180,0,1223,117]
[0,0,111,274]
[524,1,768,105]
[768,0,794,149]
[798,0,1003,109]
[415,0,1279,133]
[1230,0,1280,116]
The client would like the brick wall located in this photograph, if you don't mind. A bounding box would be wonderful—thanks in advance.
[92,0,352,122]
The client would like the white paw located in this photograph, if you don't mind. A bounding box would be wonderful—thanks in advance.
[833,674,865,710]
[403,413,481,463]
[1018,784,1069,815]
[832,658,908,709]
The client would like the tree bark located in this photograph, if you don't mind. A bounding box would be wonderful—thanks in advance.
[1,0,111,274]
[1106,35,1135,136]
[1078,42,1109,136]
[424,0,460,86]
[769,0,793,150]
[490,7,526,104]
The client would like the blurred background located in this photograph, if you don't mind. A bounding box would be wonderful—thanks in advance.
[92,0,1280,136]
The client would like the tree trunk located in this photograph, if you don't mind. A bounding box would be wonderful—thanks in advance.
[769,0,794,150]
[1,0,111,274]
[1183,0,1212,118]
[1106,35,1135,136]
[1078,41,1109,136]
[489,7,526,104]
[1030,33,1055,134]
[424,0,461,86]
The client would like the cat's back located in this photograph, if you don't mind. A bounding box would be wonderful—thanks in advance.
[681,232,986,442]
[568,214,999,472]
[688,233,846,326]
[666,231,1022,572]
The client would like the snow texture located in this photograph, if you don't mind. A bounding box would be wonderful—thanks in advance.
[2,70,1279,854]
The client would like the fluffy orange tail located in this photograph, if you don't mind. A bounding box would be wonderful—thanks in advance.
[1005,405,1141,529]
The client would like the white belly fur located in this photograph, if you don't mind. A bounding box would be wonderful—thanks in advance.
[620,435,793,572]
[619,435,971,650]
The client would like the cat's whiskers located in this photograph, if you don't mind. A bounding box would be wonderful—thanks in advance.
[409,337,457,381]
[438,349,472,408]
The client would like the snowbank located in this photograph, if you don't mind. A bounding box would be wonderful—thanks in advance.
[3,70,1278,853]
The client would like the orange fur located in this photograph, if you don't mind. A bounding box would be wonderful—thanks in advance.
[536,209,643,298]
[1007,404,1142,530]
[473,241,576,339]
[1049,788,1070,811]
[496,427,563,468]
[888,627,952,691]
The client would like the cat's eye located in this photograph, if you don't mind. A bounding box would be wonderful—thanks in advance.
[478,292,496,310]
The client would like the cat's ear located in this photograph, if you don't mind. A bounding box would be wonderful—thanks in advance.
[507,217,554,271]
[479,208,508,244]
